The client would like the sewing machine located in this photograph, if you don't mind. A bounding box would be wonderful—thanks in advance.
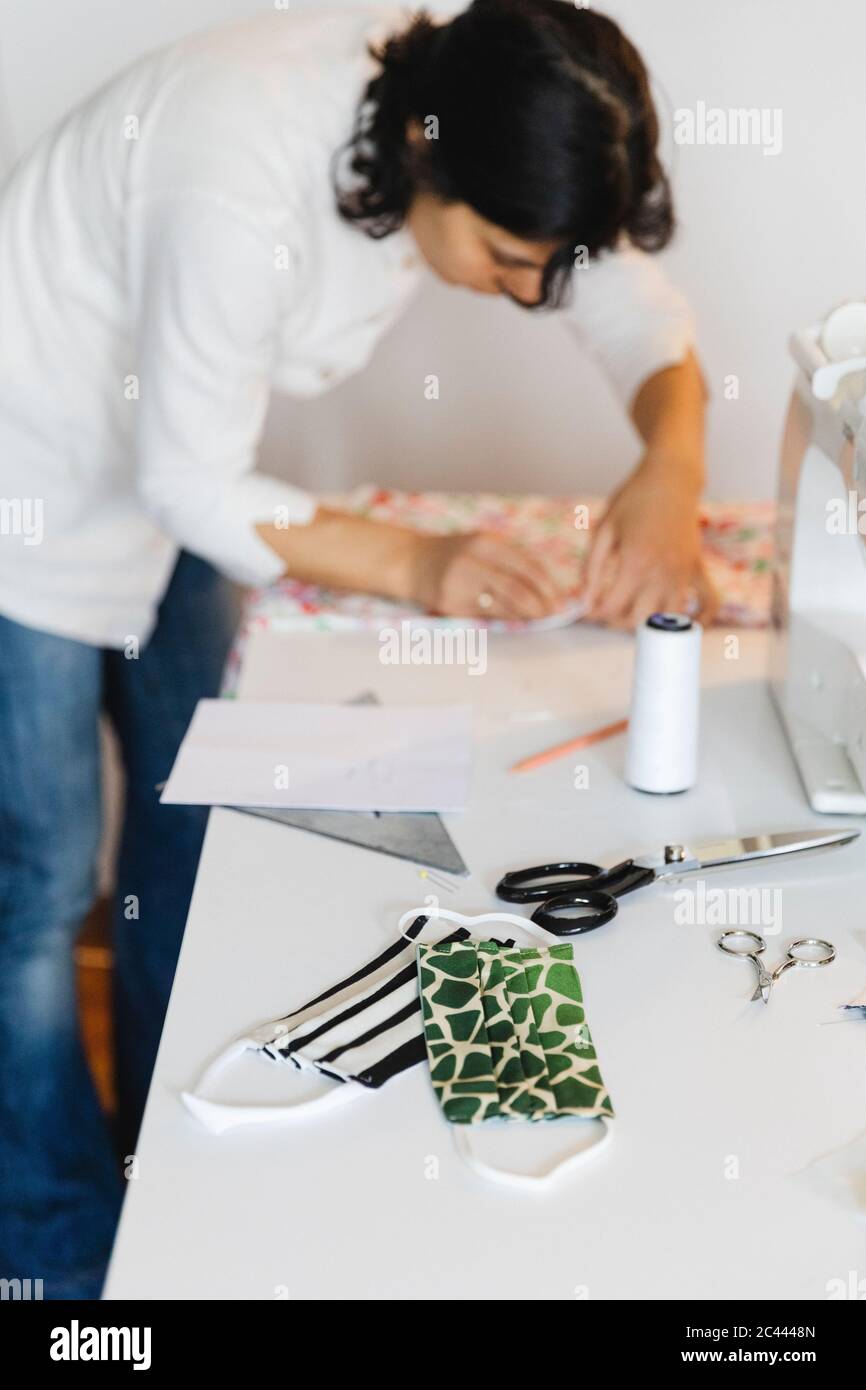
[770,304,866,813]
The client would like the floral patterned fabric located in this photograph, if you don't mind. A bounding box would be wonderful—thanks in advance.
[226,485,775,690]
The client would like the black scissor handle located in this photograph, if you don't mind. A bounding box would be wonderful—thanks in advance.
[497,858,659,937]
[496,858,655,904]
[496,861,605,903]
[530,889,620,936]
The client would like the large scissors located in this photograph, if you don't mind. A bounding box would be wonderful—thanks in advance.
[496,828,859,936]
[716,930,836,1003]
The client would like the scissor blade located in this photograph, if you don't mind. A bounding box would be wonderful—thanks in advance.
[751,980,772,1004]
[690,828,860,872]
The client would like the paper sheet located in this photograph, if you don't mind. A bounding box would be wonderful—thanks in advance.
[160,701,472,812]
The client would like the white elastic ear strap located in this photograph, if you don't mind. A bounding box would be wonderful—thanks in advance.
[397,905,554,944]
[453,1116,613,1191]
[180,1037,364,1135]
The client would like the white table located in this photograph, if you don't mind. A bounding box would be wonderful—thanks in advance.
[105,626,866,1300]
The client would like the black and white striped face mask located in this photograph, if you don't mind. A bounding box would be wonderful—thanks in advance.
[183,915,518,1135]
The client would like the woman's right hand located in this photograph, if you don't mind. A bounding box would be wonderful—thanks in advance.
[410,531,565,620]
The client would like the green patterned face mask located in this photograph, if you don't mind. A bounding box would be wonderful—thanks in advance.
[417,937,613,1187]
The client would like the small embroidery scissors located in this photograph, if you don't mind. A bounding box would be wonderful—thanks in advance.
[496,827,859,936]
[716,930,836,1003]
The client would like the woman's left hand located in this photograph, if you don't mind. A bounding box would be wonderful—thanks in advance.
[581,456,718,629]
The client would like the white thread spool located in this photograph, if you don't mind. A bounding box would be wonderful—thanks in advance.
[624,612,702,794]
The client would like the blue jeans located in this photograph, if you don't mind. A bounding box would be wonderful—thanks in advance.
[0,552,237,1299]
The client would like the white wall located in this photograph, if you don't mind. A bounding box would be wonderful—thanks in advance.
[1,0,865,499]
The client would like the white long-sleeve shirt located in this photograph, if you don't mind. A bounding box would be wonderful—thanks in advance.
[0,6,694,648]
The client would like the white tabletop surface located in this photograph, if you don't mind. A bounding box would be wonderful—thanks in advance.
[105,626,866,1300]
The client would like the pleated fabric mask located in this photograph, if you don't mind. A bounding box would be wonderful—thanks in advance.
[181,915,513,1134]
[417,935,614,1188]
[182,905,613,1191]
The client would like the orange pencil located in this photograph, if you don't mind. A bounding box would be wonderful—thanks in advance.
[510,717,628,773]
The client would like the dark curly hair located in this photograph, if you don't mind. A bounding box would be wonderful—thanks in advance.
[334,0,674,308]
